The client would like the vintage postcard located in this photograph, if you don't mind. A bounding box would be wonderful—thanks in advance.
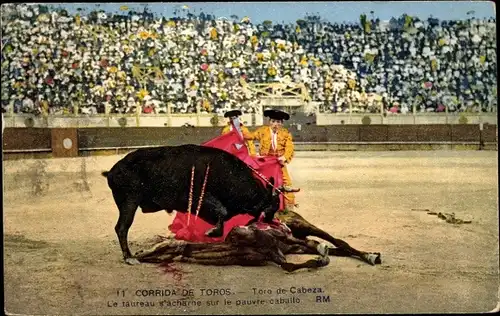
[2,1,498,315]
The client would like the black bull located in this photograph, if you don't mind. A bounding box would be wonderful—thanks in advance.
[102,144,281,264]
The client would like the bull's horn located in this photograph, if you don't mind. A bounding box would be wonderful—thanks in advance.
[281,186,301,193]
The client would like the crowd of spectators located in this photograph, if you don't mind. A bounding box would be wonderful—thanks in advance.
[1,4,497,115]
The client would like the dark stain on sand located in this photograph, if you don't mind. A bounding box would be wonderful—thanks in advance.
[4,234,51,250]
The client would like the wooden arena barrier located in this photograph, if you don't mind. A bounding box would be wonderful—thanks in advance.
[51,128,78,158]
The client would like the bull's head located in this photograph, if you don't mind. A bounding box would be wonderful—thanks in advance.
[256,177,280,223]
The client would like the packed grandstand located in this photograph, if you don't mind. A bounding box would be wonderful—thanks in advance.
[1,4,497,116]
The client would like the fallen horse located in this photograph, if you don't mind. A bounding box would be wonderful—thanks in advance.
[102,144,283,264]
[135,209,382,272]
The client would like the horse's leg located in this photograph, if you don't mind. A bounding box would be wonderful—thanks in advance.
[278,211,381,265]
[277,231,332,258]
[182,249,270,267]
[135,239,190,263]
[285,238,367,258]
[248,230,330,273]
[270,248,330,273]
[137,239,254,266]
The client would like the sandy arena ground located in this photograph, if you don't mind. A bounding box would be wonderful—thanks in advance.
[3,150,499,314]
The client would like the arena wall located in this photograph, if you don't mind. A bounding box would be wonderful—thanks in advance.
[2,124,497,159]
[2,113,262,129]
[316,113,498,125]
[2,113,496,129]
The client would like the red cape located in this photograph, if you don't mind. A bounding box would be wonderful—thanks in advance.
[168,128,285,243]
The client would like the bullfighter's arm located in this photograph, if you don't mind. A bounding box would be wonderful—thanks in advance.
[242,126,262,141]
[283,131,295,163]
[241,126,257,156]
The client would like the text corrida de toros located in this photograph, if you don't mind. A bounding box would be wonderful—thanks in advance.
[134,288,231,297]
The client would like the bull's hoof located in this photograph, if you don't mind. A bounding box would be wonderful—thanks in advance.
[125,257,141,265]
[316,243,330,257]
[365,252,382,265]
[205,227,223,237]
[316,255,330,267]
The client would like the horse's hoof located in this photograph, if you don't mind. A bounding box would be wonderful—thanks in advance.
[125,257,141,265]
[366,253,382,265]
[205,228,222,237]
[316,243,330,257]
[316,256,330,267]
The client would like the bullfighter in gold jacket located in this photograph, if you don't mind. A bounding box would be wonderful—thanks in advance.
[243,109,297,210]
[221,109,256,156]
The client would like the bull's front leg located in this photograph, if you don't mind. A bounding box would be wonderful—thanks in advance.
[262,198,280,224]
[201,193,228,238]
[206,216,226,238]
[263,208,275,224]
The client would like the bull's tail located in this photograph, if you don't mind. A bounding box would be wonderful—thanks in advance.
[101,171,110,178]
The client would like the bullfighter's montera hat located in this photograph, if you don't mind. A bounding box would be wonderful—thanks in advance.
[224,109,242,118]
[264,109,290,121]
